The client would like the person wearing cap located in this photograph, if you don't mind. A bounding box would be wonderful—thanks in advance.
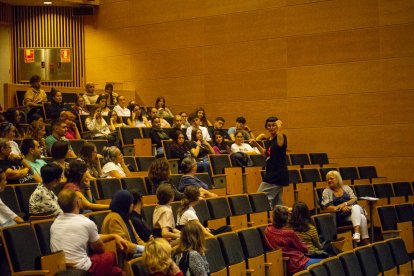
[256,117,289,208]
[82,82,99,105]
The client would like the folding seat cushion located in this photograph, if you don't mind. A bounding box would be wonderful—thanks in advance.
[95,178,122,200]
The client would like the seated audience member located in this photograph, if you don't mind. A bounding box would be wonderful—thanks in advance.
[79,142,102,178]
[51,141,70,184]
[25,116,47,157]
[50,189,126,274]
[96,94,111,116]
[45,119,77,157]
[0,122,24,162]
[113,95,131,117]
[0,168,24,227]
[128,103,150,128]
[289,202,323,252]
[195,107,212,127]
[148,158,184,200]
[155,96,174,119]
[142,238,184,276]
[101,146,132,178]
[64,159,109,211]
[82,82,99,104]
[101,190,145,258]
[228,116,255,141]
[149,116,171,157]
[0,138,37,184]
[149,107,171,128]
[153,183,181,242]
[60,111,81,140]
[179,112,190,128]
[4,109,25,138]
[85,106,116,144]
[185,113,211,141]
[73,95,90,116]
[171,114,184,131]
[174,221,210,275]
[104,83,118,105]
[108,110,127,132]
[208,117,230,141]
[321,170,369,244]
[29,163,63,216]
[130,192,152,242]
[178,157,217,198]
[231,130,260,155]
[212,131,231,154]
[24,75,47,108]
[170,131,191,163]
[21,138,47,180]
[265,205,323,275]
[189,129,214,173]
[45,88,65,119]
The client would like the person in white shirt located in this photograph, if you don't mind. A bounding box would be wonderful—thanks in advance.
[50,189,127,274]
[113,95,131,117]
[0,168,24,227]
[231,130,260,155]
[82,82,99,105]
[101,146,132,178]
[185,113,211,141]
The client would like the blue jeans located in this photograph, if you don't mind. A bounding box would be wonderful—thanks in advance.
[305,258,324,268]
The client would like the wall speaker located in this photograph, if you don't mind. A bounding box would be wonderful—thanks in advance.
[73,6,94,16]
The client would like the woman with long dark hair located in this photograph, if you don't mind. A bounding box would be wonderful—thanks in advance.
[212,131,231,154]
[170,130,191,162]
[79,142,102,178]
[148,158,184,200]
[4,109,25,138]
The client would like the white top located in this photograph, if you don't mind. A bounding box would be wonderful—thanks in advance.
[51,213,100,271]
[85,118,111,136]
[149,118,171,128]
[134,120,147,128]
[231,143,260,154]
[0,198,18,226]
[10,140,21,155]
[113,105,131,117]
[177,206,198,226]
[102,161,126,178]
[83,94,99,105]
[186,126,211,141]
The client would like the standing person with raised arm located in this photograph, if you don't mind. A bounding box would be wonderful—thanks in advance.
[256,117,289,208]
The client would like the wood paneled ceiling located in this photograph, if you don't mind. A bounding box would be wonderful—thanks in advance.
[0,0,99,6]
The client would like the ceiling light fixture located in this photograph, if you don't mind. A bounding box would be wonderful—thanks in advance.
[43,1,52,5]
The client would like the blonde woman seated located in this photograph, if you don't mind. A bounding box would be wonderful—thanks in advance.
[101,146,132,178]
[178,157,217,198]
[101,190,145,258]
[321,170,369,244]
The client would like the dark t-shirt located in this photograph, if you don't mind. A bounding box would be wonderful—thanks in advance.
[189,141,210,159]
[263,134,289,186]
[130,211,152,242]
[0,159,36,184]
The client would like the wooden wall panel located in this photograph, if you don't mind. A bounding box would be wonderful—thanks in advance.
[287,28,380,67]
[381,57,414,91]
[381,90,414,124]
[85,28,133,59]
[379,0,414,25]
[91,0,130,29]
[380,24,414,58]
[86,55,132,83]
[285,0,378,36]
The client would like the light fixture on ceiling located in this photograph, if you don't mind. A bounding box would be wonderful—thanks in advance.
[43,1,52,5]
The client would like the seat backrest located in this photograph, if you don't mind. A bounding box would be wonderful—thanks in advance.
[68,139,85,156]
[228,194,252,216]
[377,205,398,231]
[135,156,156,171]
[2,224,42,272]
[16,90,26,107]
[338,167,359,181]
[357,166,378,180]
[312,213,337,242]
[95,178,123,200]
[0,185,21,214]
[140,127,152,139]
[373,183,394,199]
[205,238,227,273]
[122,177,148,195]
[319,168,338,181]
[14,183,38,216]
[338,251,364,276]
[395,203,414,222]
[85,139,108,153]
[248,193,271,213]
[290,153,310,167]
[353,184,376,198]
[119,127,142,145]
[323,257,346,276]
[169,174,183,190]
[249,154,266,168]
[206,197,231,219]
[217,232,245,265]
[193,200,211,226]
[354,246,381,276]
[386,238,410,266]
[309,153,329,166]
[315,188,325,207]
[237,228,264,259]
[194,173,214,189]
[209,154,232,175]
[123,156,138,172]
[308,263,329,276]
[300,168,322,183]
[141,205,156,231]
[372,241,396,273]
[32,219,55,255]
[61,92,78,103]
[129,257,149,276]
[288,169,302,184]
[392,181,413,196]
[161,140,174,159]
[87,211,110,233]
[256,225,272,252]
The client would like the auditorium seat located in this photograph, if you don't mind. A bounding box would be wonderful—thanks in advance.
[337,251,364,276]
[237,228,267,276]
[217,232,248,276]
[248,193,271,225]
[371,241,398,275]
[227,194,252,230]
[392,181,414,202]
[322,257,346,276]
[354,245,381,276]
[386,237,413,275]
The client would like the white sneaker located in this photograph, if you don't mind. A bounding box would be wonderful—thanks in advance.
[353,233,361,243]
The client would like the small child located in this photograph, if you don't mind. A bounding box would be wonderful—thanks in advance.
[153,183,181,243]
[143,238,183,276]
